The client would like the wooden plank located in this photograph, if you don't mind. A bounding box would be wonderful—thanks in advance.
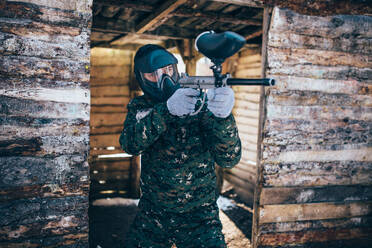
[90,51,133,66]
[270,8,372,39]
[263,161,372,187]
[233,108,260,119]
[91,96,130,105]
[90,85,130,97]
[260,201,372,224]
[224,172,256,192]
[0,182,88,202]
[89,148,125,156]
[90,65,131,79]
[235,92,261,103]
[259,216,372,234]
[91,171,130,181]
[0,56,89,82]
[233,184,255,206]
[235,116,259,128]
[90,159,131,172]
[268,30,372,54]
[258,227,372,246]
[211,0,264,8]
[90,76,130,86]
[228,166,257,184]
[90,113,126,127]
[268,47,372,69]
[90,125,123,135]
[261,185,372,205]
[90,105,127,113]
[90,133,121,148]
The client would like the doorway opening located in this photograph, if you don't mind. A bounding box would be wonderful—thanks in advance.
[88,1,265,247]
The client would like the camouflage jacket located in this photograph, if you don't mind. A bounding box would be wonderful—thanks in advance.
[119,95,241,213]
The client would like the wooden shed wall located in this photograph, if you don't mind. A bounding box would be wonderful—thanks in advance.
[0,0,92,246]
[225,45,262,206]
[89,48,135,199]
[254,7,372,247]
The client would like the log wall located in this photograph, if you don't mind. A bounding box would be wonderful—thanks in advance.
[0,0,92,246]
[226,45,262,206]
[89,47,135,199]
[254,7,372,247]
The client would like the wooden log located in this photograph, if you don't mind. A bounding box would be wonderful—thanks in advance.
[261,185,372,205]
[259,216,372,234]
[268,47,372,69]
[268,63,372,81]
[267,75,370,95]
[266,105,372,121]
[270,8,372,39]
[0,32,89,61]
[0,155,88,187]
[268,30,372,54]
[0,182,88,202]
[262,161,372,187]
[259,201,372,224]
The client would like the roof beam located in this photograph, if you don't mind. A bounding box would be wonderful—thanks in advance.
[245,28,262,40]
[111,0,188,45]
[211,0,264,8]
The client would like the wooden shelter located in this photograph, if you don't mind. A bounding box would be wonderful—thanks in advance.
[1,0,371,247]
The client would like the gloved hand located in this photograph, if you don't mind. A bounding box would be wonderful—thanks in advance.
[207,87,235,118]
[167,88,199,116]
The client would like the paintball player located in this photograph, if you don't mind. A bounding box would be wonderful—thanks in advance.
[119,44,241,247]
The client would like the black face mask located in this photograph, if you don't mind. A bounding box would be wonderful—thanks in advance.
[134,45,180,103]
[159,74,180,102]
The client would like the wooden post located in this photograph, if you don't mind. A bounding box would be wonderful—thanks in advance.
[252,6,273,248]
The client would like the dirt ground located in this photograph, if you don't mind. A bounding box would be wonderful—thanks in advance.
[89,187,253,248]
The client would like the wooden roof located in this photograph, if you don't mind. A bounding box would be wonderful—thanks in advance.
[91,0,265,50]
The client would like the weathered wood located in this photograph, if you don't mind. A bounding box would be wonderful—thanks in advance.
[211,0,264,8]
[224,171,256,192]
[90,133,121,148]
[90,113,126,127]
[90,158,131,172]
[90,76,130,86]
[262,161,372,187]
[268,30,372,54]
[258,227,372,246]
[90,148,125,156]
[269,47,372,69]
[90,85,130,97]
[261,185,372,205]
[90,125,123,135]
[233,184,255,205]
[270,7,372,39]
[260,201,372,224]
[90,65,131,79]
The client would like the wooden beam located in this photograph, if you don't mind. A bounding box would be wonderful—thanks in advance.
[211,0,264,8]
[245,29,263,40]
[94,0,153,12]
[136,0,188,33]
[108,0,188,46]
[172,9,262,26]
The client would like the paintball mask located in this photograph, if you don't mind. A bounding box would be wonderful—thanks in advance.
[134,44,180,103]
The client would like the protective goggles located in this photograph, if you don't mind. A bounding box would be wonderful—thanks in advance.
[141,64,178,84]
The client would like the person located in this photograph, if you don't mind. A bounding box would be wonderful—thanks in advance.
[119,44,241,248]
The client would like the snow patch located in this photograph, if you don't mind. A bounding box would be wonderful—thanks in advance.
[92,197,139,207]
[217,196,236,211]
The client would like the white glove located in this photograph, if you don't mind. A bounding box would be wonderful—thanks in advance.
[207,87,235,118]
[167,88,199,116]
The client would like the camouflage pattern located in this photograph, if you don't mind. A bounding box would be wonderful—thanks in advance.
[119,94,241,247]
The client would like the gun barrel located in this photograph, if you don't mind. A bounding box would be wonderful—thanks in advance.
[227,78,275,86]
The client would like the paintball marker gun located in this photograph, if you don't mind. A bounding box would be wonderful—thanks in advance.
[178,31,275,115]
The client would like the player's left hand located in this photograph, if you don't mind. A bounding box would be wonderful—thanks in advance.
[206,87,235,118]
